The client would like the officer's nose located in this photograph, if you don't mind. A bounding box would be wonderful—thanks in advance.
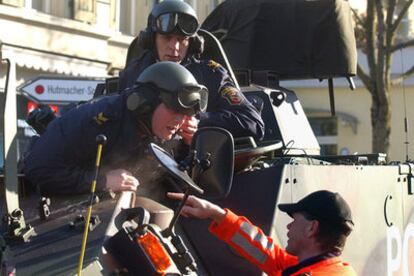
[168,37,180,51]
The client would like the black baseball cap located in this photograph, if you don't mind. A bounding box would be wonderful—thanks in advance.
[278,190,354,227]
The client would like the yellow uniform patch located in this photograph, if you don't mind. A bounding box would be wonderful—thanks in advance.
[221,86,243,105]
[208,60,221,70]
[93,112,109,125]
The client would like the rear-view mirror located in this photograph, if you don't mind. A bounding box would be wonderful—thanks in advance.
[191,127,234,199]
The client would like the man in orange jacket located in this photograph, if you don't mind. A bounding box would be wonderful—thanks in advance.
[168,190,356,276]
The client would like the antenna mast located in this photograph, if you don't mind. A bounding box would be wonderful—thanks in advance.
[400,49,410,162]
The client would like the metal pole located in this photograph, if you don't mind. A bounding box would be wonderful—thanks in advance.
[1,56,19,217]
[77,134,107,275]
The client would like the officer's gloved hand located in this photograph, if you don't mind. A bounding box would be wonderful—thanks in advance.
[26,104,56,135]
[178,116,199,145]
[105,169,139,192]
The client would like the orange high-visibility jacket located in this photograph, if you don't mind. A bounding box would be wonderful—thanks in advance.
[209,209,356,276]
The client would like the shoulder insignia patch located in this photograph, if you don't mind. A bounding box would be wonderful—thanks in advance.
[94,112,109,125]
[208,60,221,70]
[221,86,243,105]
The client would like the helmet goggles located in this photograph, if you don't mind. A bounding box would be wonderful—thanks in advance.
[159,84,208,116]
[154,12,199,36]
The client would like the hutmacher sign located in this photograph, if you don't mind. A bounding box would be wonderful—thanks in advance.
[19,76,103,103]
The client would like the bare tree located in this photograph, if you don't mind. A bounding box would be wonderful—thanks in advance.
[353,0,413,154]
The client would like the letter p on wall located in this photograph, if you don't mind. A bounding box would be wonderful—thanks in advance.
[387,223,414,276]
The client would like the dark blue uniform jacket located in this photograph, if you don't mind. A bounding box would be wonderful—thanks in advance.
[119,51,265,140]
[24,93,155,195]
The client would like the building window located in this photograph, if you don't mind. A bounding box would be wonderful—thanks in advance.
[31,0,50,14]
[0,0,24,7]
[309,116,338,155]
[73,0,97,24]
[28,0,96,23]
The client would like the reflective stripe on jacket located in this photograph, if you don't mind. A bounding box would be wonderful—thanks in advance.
[209,209,356,276]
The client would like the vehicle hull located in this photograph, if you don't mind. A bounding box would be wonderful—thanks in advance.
[182,163,414,275]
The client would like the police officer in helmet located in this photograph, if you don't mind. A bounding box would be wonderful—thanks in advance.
[24,62,208,195]
[119,0,264,141]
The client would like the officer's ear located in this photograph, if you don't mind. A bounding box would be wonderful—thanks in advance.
[307,220,320,239]
[188,34,204,57]
[126,85,160,116]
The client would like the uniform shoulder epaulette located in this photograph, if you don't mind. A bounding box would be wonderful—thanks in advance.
[93,112,109,125]
[206,59,223,71]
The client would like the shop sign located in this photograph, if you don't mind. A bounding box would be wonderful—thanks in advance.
[19,77,103,103]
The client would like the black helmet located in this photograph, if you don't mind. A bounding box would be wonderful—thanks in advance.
[149,0,199,36]
[128,61,208,116]
[137,0,203,55]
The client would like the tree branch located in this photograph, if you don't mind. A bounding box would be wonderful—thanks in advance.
[366,0,377,77]
[384,0,397,88]
[391,64,414,85]
[351,7,364,27]
[391,0,414,34]
[391,38,414,52]
[386,0,396,27]
[385,0,396,46]
[357,64,372,91]
[375,0,385,90]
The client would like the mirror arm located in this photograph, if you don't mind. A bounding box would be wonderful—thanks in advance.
[179,150,197,173]
[192,153,211,184]
[163,188,191,237]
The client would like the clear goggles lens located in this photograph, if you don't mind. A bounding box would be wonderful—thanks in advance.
[178,85,208,113]
[155,13,198,36]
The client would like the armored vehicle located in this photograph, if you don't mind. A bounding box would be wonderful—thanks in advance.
[1,0,413,275]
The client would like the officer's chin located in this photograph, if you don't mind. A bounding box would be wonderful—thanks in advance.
[163,56,182,63]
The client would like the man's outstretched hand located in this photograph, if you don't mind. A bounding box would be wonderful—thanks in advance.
[105,169,139,192]
[167,192,226,223]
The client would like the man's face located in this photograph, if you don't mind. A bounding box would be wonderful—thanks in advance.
[285,212,314,256]
[151,103,186,140]
[155,33,190,62]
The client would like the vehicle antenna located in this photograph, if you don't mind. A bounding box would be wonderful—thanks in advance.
[399,49,410,162]
[77,134,107,276]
